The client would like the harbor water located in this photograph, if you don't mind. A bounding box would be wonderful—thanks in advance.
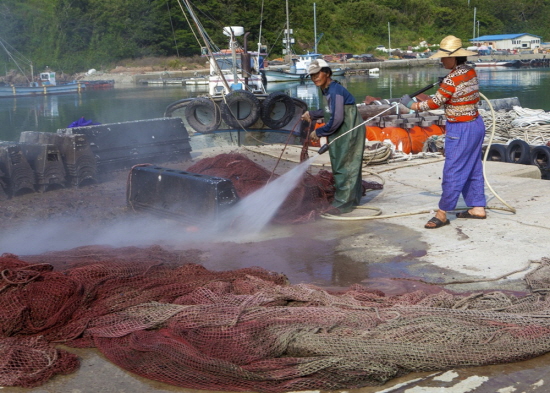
[2,66,550,141]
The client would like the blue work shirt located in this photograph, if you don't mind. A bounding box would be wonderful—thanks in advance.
[310,80,356,137]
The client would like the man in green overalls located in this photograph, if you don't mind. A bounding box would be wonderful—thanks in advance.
[301,59,365,214]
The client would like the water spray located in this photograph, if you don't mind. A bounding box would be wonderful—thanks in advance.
[316,79,443,155]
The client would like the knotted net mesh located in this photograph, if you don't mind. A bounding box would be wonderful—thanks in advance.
[3,246,550,391]
[186,152,382,223]
[1,154,547,390]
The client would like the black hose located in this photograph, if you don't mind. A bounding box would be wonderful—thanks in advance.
[409,77,444,98]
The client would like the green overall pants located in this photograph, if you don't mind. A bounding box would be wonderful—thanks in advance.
[325,104,365,212]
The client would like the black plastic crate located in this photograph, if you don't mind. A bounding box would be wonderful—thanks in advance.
[19,142,66,192]
[127,165,239,224]
[20,131,97,187]
[0,142,35,197]
[58,117,192,173]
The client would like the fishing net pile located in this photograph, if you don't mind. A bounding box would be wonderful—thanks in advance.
[4,246,550,391]
[186,152,382,224]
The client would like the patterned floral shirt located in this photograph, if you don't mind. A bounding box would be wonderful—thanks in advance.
[418,64,480,122]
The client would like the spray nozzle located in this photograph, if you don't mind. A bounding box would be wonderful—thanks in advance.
[318,144,329,155]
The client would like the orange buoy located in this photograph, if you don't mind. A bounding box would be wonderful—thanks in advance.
[408,125,430,154]
[422,124,444,137]
[366,126,386,141]
[385,127,412,154]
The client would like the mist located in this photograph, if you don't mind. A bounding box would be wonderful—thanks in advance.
[0,156,316,255]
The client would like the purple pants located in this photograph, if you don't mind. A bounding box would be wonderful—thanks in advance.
[439,116,486,211]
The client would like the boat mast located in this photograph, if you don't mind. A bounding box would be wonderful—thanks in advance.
[257,0,264,71]
[0,37,33,84]
[388,22,391,59]
[229,29,238,87]
[314,3,317,54]
[180,0,231,93]
[472,7,477,40]
[285,0,290,63]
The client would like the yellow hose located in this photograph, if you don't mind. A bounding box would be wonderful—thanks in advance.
[478,92,516,214]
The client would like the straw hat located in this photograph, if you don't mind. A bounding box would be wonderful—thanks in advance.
[430,35,477,58]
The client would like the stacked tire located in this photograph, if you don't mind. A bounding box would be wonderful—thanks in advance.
[484,143,508,162]
[530,145,550,180]
[484,140,550,180]
[506,139,531,165]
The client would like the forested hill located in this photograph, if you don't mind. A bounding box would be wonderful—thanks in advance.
[0,0,548,74]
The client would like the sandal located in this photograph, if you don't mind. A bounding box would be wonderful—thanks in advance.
[424,216,450,229]
[455,210,486,219]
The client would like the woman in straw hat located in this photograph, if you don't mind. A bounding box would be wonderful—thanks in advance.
[400,35,487,229]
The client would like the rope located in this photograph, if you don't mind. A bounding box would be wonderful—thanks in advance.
[268,121,302,182]
[320,205,514,221]
[242,145,327,164]
[320,206,426,221]
[362,141,392,165]
[480,106,550,145]
[404,259,540,287]
[479,92,516,214]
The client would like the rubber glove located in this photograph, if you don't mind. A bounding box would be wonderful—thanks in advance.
[400,94,414,109]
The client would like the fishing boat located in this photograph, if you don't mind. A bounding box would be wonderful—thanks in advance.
[263,53,345,83]
[0,71,85,98]
[140,77,185,85]
[164,1,307,135]
[80,79,115,90]
[474,59,521,68]
[263,68,308,83]
[205,29,266,96]
[0,37,85,98]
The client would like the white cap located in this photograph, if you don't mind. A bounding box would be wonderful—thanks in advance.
[308,59,330,75]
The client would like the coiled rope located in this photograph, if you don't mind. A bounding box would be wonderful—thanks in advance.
[480,106,550,145]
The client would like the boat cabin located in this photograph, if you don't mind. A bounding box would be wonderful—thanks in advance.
[292,53,322,75]
[203,26,267,96]
[39,72,57,86]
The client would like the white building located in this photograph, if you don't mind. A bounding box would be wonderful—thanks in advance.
[470,33,542,51]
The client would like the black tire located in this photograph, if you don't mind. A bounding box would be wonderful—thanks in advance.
[184,97,222,133]
[530,145,550,169]
[260,92,296,129]
[506,139,531,165]
[485,143,508,162]
[221,90,261,129]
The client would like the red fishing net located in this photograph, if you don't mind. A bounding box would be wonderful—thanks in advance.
[186,152,380,223]
[3,247,550,390]
[5,154,549,391]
